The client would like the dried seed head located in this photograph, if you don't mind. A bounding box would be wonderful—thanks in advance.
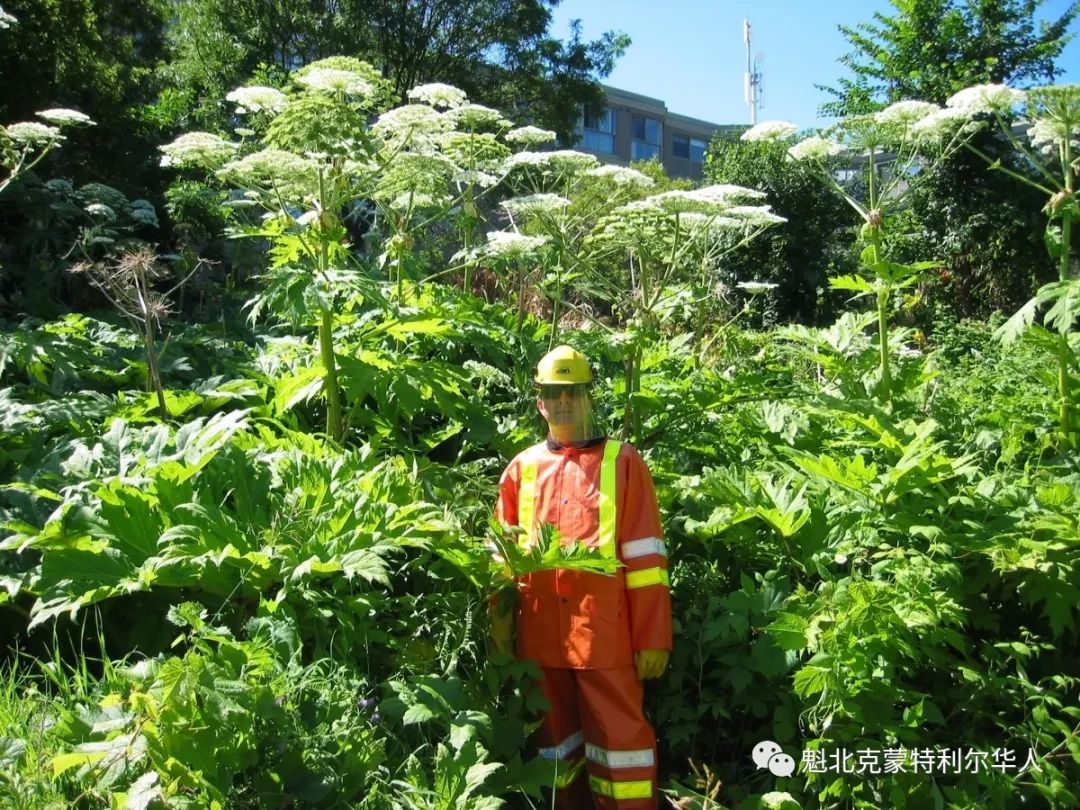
[114,246,166,283]
[143,292,172,322]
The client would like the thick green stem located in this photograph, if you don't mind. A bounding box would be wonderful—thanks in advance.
[877,284,892,402]
[693,258,709,367]
[622,352,637,442]
[515,264,527,331]
[1058,207,1072,435]
[462,189,475,293]
[144,315,169,420]
[315,166,342,440]
[869,229,892,403]
[1058,137,1074,437]
[550,263,562,345]
[319,306,343,441]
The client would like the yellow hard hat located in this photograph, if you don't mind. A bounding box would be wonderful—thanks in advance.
[535,345,593,385]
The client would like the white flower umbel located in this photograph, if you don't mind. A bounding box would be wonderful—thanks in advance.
[0,6,15,28]
[159,132,238,169]
[226,86,287,115]
[677,212,743,234]
[645,190,721,215]
[129,199,158,227]
[371,104,451,150]
[1027,117,1080,156]
[472,230,549,261]
[585,164,655,186]
[726,205,787,226]
[45,179,73,194]
[736,281,778,294]
[36,108,95,127]
[1025,85,1080,155]
[217,149,317,196]
[504,149,600,174]
[946,83,1026,116]
[787,135,845,161]
[5,122,62,145]
[692,184,768,204]
[85,203,116,221]
[911,107,978,144]
[874,100,940,127]
[635,184,765,216]
[297,68,373,97]
[501,193,571,217]
[389,191,450,211]
[452,169,498,188]
[741,120,798,142]
[445,103,511,131]
[407,82,468,109]
[505,125,557,146]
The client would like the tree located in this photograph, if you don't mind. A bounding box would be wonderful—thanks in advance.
[0,0,169,188]
[162,0,357,128]
[904,128,1055,319]
[164,0,629,140]
[818,0,1079,117]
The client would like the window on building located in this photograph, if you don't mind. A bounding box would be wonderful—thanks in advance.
[673,134,708,163]
[579,107,616,154]
[631,115,662,160]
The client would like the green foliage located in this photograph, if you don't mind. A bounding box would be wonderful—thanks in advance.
[0,0,169,191]
[819,0,1080,116]
[0,177,159,317]
[703,137,854,325]
[163,0,629,140]
[4,20,1080,807]
[903,129,1056,322]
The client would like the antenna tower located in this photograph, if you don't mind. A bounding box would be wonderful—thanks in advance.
[743,18,764,124]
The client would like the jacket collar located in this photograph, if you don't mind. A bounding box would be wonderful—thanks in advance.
[546,434,607,453]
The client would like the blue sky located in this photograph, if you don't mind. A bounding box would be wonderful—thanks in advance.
[550,0,1080,129]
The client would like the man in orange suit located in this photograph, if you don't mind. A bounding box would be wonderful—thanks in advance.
[495,345,672,809]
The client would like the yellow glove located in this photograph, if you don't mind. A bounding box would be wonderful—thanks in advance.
[634,649,669,681]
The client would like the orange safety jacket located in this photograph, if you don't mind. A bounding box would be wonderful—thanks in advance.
[496,436,672,669]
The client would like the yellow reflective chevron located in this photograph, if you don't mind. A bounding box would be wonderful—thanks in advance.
[626,567,669,589]
[598,439,622,558]
[589,775,653,799]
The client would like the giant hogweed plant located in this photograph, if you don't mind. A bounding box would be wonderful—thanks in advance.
[579,183,786,437]
[931,83,1080,440]
[742,104,983,404]
[671,390,1080,807]
[162,64,600,441]
[456,167,788,439]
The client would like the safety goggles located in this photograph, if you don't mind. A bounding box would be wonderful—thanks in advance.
[538,383,590,400]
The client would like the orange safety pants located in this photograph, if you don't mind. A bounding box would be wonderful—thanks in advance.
[535,666,658,810]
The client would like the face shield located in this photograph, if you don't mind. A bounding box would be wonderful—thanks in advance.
[538,382,602,444]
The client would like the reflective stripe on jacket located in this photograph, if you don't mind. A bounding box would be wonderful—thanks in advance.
[496,437,672,669]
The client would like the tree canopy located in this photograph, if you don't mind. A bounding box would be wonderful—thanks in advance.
[165,0,629,140]
[0,0,169,187]
[819,0,1080,117]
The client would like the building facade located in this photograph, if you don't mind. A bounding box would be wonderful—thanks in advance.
[573,85,744,180]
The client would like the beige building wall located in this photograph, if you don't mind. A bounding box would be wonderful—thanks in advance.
[574,85,745,180]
